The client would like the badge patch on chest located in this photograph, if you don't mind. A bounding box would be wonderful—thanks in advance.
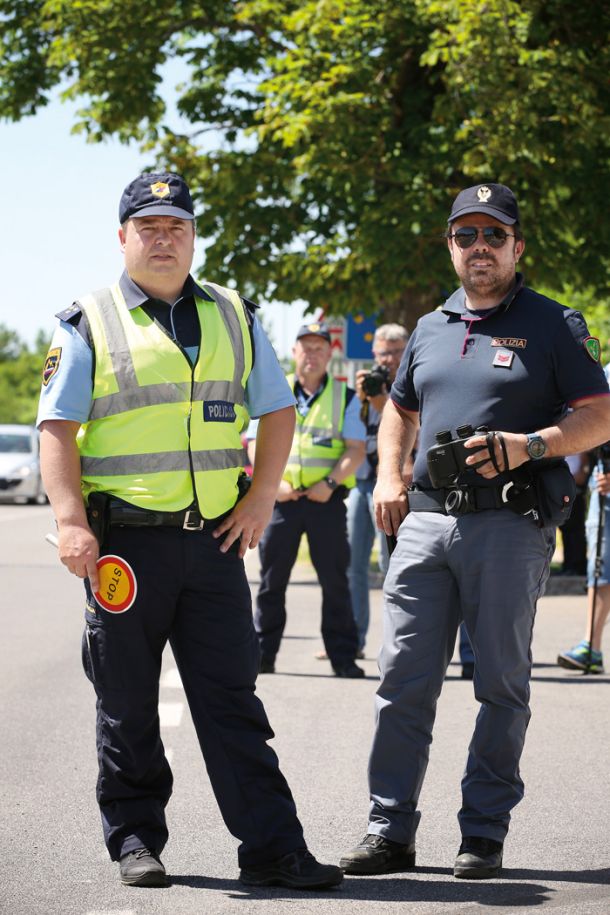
[491,337,527,349]
[203,400,236,422]
[492,348,514,368]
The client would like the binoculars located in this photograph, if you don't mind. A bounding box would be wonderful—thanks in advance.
[426,424,488,489]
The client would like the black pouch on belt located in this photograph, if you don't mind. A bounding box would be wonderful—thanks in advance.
[86,491,110,546]
[533,460,577,528]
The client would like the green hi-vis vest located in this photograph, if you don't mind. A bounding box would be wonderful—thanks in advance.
[283,373,355,490]
[76,282,252,517]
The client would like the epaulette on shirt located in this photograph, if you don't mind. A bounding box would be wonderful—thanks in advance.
[240,296,260,325]
[55,301,92,347]
[55,302,83,325]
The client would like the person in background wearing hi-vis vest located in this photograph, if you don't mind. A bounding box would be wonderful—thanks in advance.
[36,172,343,893]
[247,323,366,678]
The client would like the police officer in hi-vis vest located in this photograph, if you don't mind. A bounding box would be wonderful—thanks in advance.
[247,323,366,677]
[37,172,343,892]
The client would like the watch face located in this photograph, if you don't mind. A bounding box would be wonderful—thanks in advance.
[528,436,546,459]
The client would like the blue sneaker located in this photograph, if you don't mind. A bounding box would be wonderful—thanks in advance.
[557,640,604,674]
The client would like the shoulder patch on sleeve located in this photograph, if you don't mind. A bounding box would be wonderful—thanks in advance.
[42,347,62,386]
[583,336,601,363]
[55,302,83,325]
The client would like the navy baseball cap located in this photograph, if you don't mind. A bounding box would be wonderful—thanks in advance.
[295,322,332,343]
[448,183,520,225]
[119,172,195,223]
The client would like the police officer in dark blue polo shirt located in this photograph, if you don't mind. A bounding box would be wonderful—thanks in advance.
[340,183,610,880]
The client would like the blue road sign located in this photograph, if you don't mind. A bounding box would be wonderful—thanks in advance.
[345,313,378,360]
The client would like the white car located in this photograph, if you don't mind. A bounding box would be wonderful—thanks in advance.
[0,424,47,504]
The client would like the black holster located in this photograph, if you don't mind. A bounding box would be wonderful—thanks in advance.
[86,491,110,547]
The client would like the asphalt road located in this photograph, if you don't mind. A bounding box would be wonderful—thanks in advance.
[1,504,609,915]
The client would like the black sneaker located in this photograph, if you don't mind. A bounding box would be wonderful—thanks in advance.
[454,836,503,879]
[339,834,416,874]
[119,847,168,887]
[239,848,343,889]
[259,657,276,674]
[332,662,365,679]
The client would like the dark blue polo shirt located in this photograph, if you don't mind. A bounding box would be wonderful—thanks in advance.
[391,274,610,488]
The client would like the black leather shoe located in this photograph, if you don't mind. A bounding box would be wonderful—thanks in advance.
[119,848,168,887]
[258,657,275,674]
[339,834,416,874]
[454,836,503,879]
[239,848,343,889]
[333,662,365,679]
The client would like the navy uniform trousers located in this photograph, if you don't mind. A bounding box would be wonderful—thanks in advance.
[255,493,359,666]
[368,509,556,844]
[82,524,305,865]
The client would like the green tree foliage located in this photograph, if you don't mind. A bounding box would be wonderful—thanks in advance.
[0,327,50,424]
[1,0,610,327]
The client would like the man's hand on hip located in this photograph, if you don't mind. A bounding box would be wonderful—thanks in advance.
[213,490,275,558]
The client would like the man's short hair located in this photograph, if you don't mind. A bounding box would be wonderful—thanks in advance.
[373,324,409,345]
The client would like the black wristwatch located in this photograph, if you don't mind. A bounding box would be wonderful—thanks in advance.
[526,433,547,460]
[324,477,338,491]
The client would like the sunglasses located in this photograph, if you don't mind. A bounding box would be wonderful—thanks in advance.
[448,226,516,249]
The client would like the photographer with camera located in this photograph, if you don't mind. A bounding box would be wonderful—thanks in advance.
[344,324,409,656]
[558,363,610,675]
[340,183,610,881]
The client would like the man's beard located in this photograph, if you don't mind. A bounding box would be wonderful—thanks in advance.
[459,256,514,302]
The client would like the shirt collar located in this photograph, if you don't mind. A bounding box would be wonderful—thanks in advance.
[294,374,328,403]
[441,272,525,318]
[118,270,212,310]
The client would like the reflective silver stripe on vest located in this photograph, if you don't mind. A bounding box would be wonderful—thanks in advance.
[287,456,337,468]
[331,379,342,439]
[203,283,246,392]
[81,448,246,476]
[297,425,332,438]
[85,286,246,420]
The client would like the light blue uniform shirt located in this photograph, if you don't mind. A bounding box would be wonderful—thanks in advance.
[37,313,295,426]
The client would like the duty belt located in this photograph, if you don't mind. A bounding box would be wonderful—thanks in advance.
[407,482,537,517]
[107,499,227,531]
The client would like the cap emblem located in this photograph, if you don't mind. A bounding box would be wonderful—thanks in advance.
[477,186,491,202]
[308,323,320,332]
[150,181,170,199]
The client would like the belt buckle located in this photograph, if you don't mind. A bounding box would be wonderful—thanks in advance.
[183,509,204,531]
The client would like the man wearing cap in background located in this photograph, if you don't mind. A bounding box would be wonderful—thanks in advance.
[340,183,610,879]
[37,172,343,891]
[247,323,366,677]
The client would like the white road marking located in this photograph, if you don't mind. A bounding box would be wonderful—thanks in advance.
[159,701,184,727]
[160,667,183,689]
[86,910,136,915]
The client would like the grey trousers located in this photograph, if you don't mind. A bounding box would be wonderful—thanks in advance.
[368,509,555,844]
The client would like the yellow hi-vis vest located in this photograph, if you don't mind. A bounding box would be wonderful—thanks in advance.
[283,373,355,490]
[76,282,252,517]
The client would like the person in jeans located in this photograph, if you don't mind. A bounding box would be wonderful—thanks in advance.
[345,325,409,657]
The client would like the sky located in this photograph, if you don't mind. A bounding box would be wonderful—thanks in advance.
[0,78,308,358]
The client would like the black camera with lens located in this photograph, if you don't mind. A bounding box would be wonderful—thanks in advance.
[426,424,488,489]
[362,364,391,397]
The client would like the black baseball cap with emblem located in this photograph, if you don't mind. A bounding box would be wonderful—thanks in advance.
[119,172,195,223]
[448,183,520,225]
[295,322,332,343]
